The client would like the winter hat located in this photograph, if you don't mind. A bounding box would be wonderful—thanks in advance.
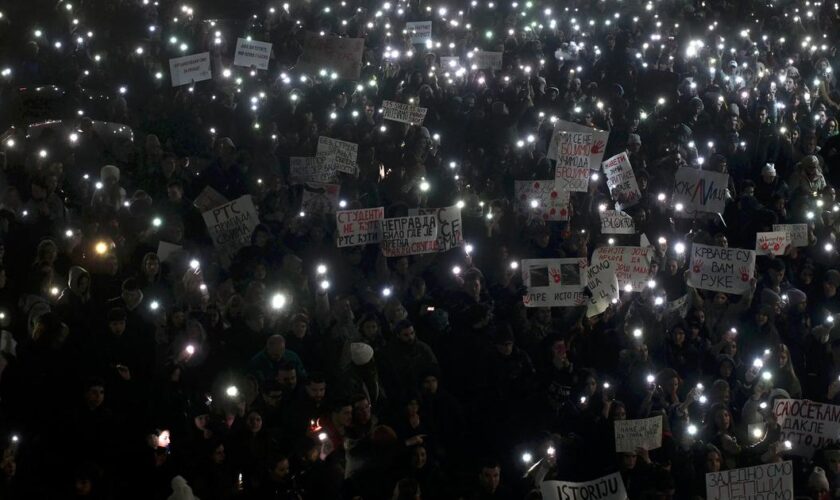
[168,476,200,500]
[808,466,830,492]
[761,288,781,307]
[761,163,776,177]
[769,388,791,402]
[825,270,840,287]
[628,133,642,145]
[728,103,740,117]
[787,289,806,306]
[799,155,820,170]
[350,342,374,365]
[100,164,120,182]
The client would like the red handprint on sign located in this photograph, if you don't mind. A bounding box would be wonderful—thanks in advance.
[739,267,750,282]
[760,242,769,250]
[549,267,562,284]
[591,140,606,155]
[773,243,780,252]
[692,259,704,274]
[523,294,531,306]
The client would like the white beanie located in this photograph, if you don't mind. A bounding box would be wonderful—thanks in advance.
[350,342,374,366]
[168,476,200,500]
[808,466,830,492]
[100,164,120,182]
[762,163,776,176]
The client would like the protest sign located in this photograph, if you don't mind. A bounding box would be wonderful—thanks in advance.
[687,243,755,295]
[600,210,636,234]
[521,258,587,307]
[602,152,641,210]
[289,156,336,184]
[169,52,211,87]
[301,182,340,214]
[439,56,460,69]
[614,416,663,452]
[297,33,365,79]
[755,231,791,256]
[193,186,228,212]
[336,207,384,247]
[408,206,464,252]
[156,241,183,263]
[405,21,432,44]
[202,195,260,266]
[382,100,428,125]
[547,120,608,168]
[586,258,619,317]
[665,294,690,328]
[233,38,272,70]
[514,180,570,221]
[380,215,439,257]
[672,167,729,215]
[706,461,793,500]
[591,246,651,291]
[316,136,358,174]
[773,223,809,248]
[472,51,503,70]
[553,131,592,192]
[773,399,840,457]
[541,472,627,500]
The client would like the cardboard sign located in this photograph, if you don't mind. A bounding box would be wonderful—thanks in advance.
[521,258,587,307]
[614,416,663,453]
[586,259,619,317]
[688,244,755,295]
[381,215,439,257]
[169,52,211,87]
[673,167,729,215]
[472,51,503,70]
[336,207,384,247]
[301,182,340,214]
[547,120,609,168]
[289,157,336,184]
[553,132,593,192]
[405,21,432,44]
[193,186,228,212]
[408,206,463,252]
[541,473,627,500]
[439,56,460,69]
[773,399,840,457]
[602,152,641,210]
[382,100,428,125]
[202,195,260,266]
[514,180,570,221]
[156,241,183,263]
[706,462,793,500]
[600,210,636,234]
[773,223,809,248]
[316,136,358,174]
[591,246,652,291]
[297,33,365,79]
[233,38,272,70]
[755,231,791,256]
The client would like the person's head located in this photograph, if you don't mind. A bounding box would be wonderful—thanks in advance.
[276,362,297,392]
[143,253,160,278]
[393,478,421,500]
[494,326,515,356]
[166,180,184,202]
[246,410,263,433]
[83,379,105,410]
[107,308,127,335]
[268,455,291,482]
[209,442,225,464]
[619,451,638,470]
[609,401,627,420]
[290,314,309,338]
[352,394,372,424]
[410,445,428,469]
[304,373,327,402]
[332,401,353,428]
[824,450,840,475]
[266,334,286,361]
[712,379,731,404]
[394,320,416,345]
[478,462,501,494]
[358,314,381,340]
[823,271,840,297]
[666,258,679,275]
[421,373,439,395]
[711,405,732,432]
[776,344,792,370]
[705,446,722,472]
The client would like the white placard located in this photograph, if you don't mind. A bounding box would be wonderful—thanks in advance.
[541,473,627,500]
[773,399,840,457]
[706,462,793,500]
[773,223,808,248]
[614,416,663,453]
[600,210,636,234]
[380,215,439,257]
[289,156,337,184]
[586,258,619,317]
[382,100,428,125]
[405,21,432,44]
[202,195,260,266]
[673,167,729,215]
[472,51,503,70]
[169,52,211,87]
[554,131,592,192]
[336,207,384,247]
[602,152,641,210]
[301,182,340,214]
[547,120,609,168]
[514,180,570,221]
[439,56,460,69]
[407,206,463,253]
[755,231,791,256]
[521,258,587,307]
[316,136,358,174]
[687,243,755,295]
[591,246,652,292]
[233,38,272,70]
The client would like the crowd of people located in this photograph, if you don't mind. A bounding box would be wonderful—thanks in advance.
[2,0,840,498]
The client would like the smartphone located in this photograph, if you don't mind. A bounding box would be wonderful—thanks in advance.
[426,306,435,312]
